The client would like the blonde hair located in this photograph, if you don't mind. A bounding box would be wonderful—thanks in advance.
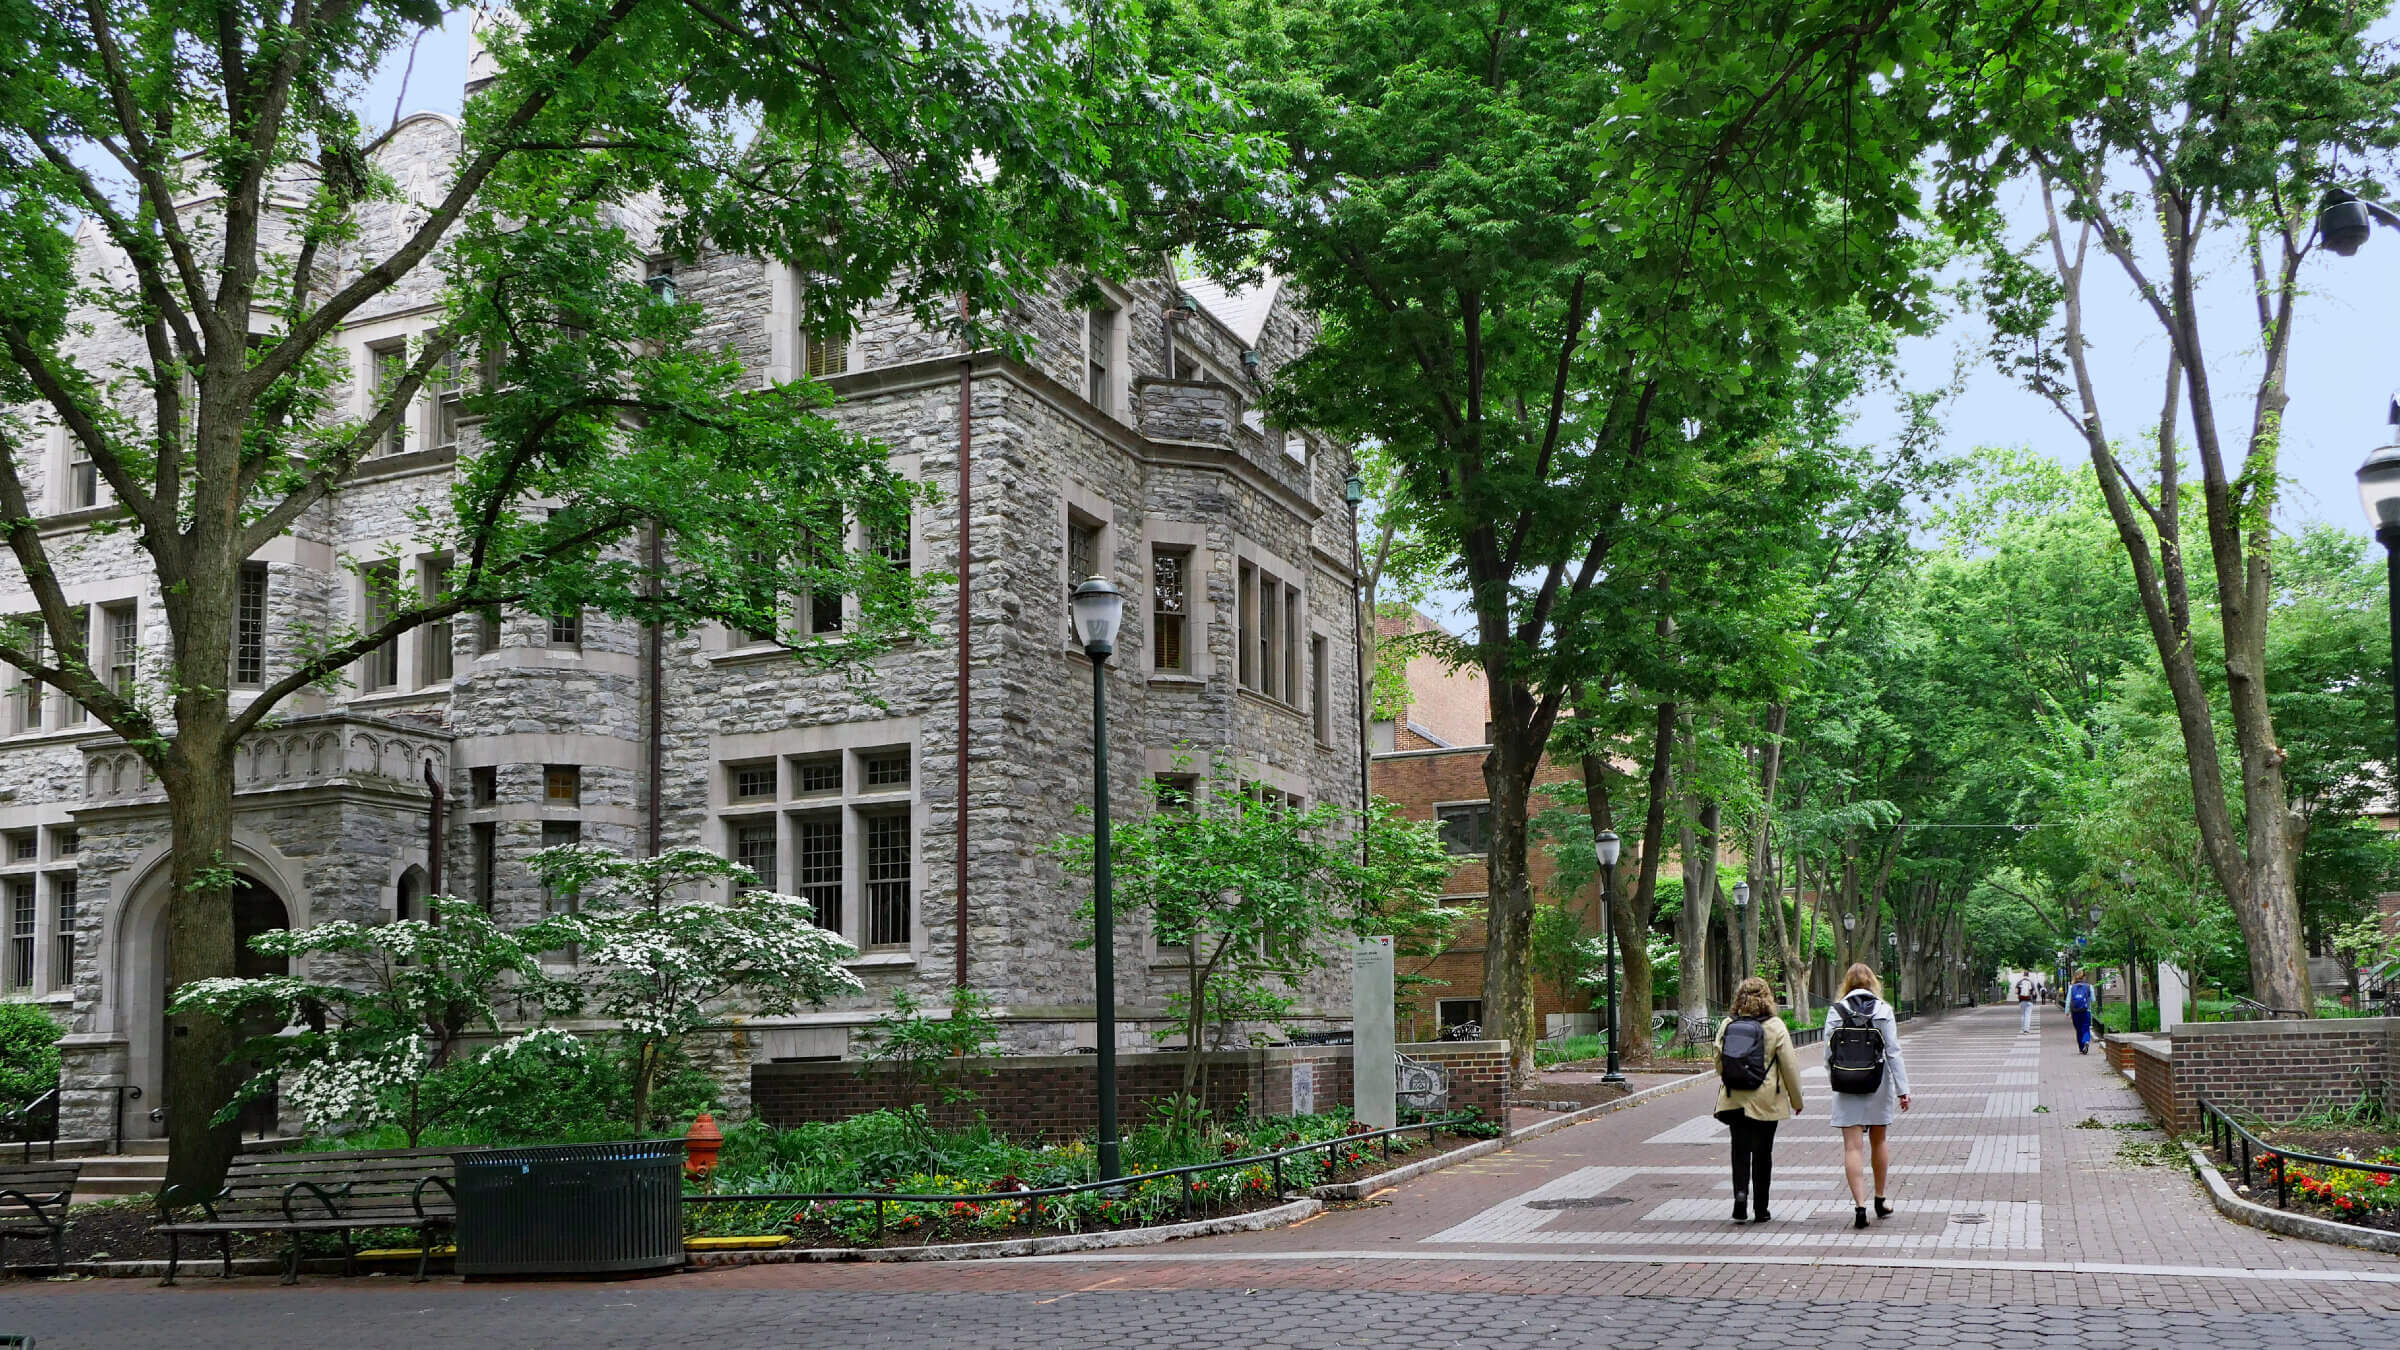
[1837,963,1882,999]
[1731,976,1776,1020]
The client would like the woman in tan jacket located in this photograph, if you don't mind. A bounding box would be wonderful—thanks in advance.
[1713,976,1806,1223]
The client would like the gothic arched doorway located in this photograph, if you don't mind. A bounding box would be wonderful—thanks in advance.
[161,877,290,1138]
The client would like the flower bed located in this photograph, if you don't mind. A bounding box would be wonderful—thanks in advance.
[2254,1146,2400,1234]
[683,1106,1490,1248]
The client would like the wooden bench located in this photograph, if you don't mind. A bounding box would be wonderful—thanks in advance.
[154,1147,462,1285]
[0,1161,79,1273]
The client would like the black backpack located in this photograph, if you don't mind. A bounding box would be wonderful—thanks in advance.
[1826,997,1887,1095]
[1719,1016,1770,1091]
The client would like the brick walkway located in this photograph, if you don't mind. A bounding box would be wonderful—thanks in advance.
[11,1005,2400,1348]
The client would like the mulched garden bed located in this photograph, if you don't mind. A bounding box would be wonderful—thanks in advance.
[693,1124,1494,1251]
[8,1200,430,1273]
[15,1200,276,1270]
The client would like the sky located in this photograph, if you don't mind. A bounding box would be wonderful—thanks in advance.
[367,17,2400,559]
[1848,180,2400,536]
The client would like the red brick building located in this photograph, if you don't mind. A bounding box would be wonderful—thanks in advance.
[1368,609,1599,1042]
[1373,742,1597,1042]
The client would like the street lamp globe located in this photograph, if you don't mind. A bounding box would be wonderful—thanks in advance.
[1732,881,1749,910]
[2359,441,2400,530]
[1070,577,1126,658]
[2119,859,2136,888]
[1842,913,1856,932]
[1594,830,1620,868]
[2089,904,2104,926]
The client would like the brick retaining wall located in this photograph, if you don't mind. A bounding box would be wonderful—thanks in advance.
[2127,1037,2179,1129]
[2165,1018,2398,1128]
[750,1041,1510,1139]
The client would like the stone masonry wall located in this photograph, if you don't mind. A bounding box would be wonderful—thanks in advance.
[749,1040,1510,1140]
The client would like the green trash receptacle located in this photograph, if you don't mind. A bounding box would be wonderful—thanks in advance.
[454,1139,686,1277]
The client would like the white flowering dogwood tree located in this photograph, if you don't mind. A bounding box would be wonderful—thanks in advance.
[166,899,583,1145]
[531,845,863,1131]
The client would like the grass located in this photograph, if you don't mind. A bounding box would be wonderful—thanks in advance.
[1534,1005,1830,1068]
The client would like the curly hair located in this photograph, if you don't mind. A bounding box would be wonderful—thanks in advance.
[1731,976,1776,1020]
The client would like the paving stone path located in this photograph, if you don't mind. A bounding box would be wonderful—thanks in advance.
[9,1004,2400,1348]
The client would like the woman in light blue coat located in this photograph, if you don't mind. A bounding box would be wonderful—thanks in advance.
[1826,963,1910,1230]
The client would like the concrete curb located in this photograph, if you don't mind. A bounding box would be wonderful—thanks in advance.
[684,1196,1323,1267]
[2184,1143,2400,1255]
[1508,1070,1717,1145]
[1311,1134,1507,1200]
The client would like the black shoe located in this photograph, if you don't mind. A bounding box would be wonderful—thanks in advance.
[1874,1197,1893,1219]
[1853,1206,1869,1230]
[1750,1211,1772,1224]
[1732,1196,1748,1222]
[2080,1042,2090,1054]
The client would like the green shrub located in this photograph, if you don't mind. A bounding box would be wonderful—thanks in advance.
[0,1002,63,1108]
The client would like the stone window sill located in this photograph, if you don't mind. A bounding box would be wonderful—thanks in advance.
[1236,687,1303,719]
[1148,673,1206,690]
[844,951,914,969]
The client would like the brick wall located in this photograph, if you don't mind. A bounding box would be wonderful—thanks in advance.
[750,1041,1510,1139]
[2158,1018,2400,1130]
[2127,1038,2179,1129]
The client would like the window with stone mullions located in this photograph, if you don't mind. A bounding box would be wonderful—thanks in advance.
[428,350,466,453]
[733,820,777,892]
[10,616,44,732]
[794,815,842,932]
[419,558,453,685]
[67,441,98,510]
[51,874,76,992]
[7,879,33,991]
[1066,515,1101,644]
[730,763,776,802]
[103,603,138,697]
[360,562,401,692]
[1152,550,1189,672]
[234,564,268,688]
[864,812,911,947]
[369,345,408,457]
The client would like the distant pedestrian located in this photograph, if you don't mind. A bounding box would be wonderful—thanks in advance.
[1827,963,1910,1230]
[2016,973,2037,1033]
[2067,970,2097,1054]
[1714,976,1806,1224]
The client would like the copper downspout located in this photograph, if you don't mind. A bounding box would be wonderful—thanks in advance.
[647,523,663,862]
[954,302,973,990]
[423,758,444,898]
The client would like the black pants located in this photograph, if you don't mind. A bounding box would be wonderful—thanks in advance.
[1719,1110,1778,1212]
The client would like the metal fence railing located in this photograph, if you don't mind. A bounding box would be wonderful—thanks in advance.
[2199,1097,2392,1213]
[682,1115,1470,1241]
[2,1087,58,1163]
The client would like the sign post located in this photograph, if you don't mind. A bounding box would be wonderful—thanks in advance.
[1352,935,1396,1129]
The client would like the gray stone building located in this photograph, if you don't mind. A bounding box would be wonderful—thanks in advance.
[1,106,1364,1141]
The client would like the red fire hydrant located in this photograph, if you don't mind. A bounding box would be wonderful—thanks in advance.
[685,1111,724,1181]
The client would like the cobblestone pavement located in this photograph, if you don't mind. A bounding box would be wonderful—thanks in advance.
[9,1005,2400,1348]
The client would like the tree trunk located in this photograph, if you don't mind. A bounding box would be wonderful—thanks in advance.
[1741,704,1787,997]
[2037,176,2313,1013]
[1674,753,1719,1046]
[1581,749,1653,1068]
[1481,718,1545,1084]
[159,731,245,1199]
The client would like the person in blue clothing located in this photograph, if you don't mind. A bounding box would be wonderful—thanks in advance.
[2067,970,2097,1054]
